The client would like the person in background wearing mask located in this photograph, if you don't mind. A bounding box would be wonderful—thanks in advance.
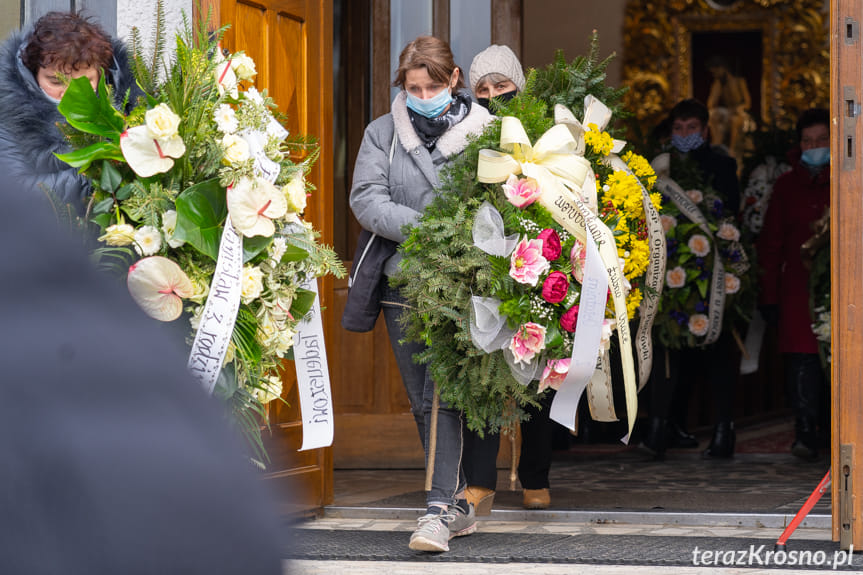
[0,11,140,215]
[643,99,741,460]
[462,44,558,514]
[757,108,830,461]
[350,35,492,553]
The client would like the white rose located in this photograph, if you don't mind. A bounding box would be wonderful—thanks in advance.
[273,328,295,357]
[161,209,185,248]
[241,265,264,303]
[231,54,257,81]
[145,103,181,139]
[255,375,283,404]
[213,104,238,134]
[222,133,250,165]
[134,225,162,256]
[100,223,135,246]
[285,172,307,213]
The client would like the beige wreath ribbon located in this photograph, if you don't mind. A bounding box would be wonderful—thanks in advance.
[476,115,639,438]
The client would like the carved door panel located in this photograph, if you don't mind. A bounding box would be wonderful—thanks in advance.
[199,0,334,512]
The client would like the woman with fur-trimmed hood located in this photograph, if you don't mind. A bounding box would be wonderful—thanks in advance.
[0,11,139,215]
[348,35,492,553]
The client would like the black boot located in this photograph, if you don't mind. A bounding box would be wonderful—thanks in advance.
[641,416,667,460]
[667,421,699,448]
[703,421,735,458]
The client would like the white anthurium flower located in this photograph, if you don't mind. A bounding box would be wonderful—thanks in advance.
[127,256,195,321]
[120,125,186,178]
[227,177,288,238]
[215,56,239,99]
[231,53,257,81]
[133,225,162,256]
[144,103,181,139]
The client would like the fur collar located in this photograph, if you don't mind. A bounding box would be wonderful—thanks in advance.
[391,91,492,158]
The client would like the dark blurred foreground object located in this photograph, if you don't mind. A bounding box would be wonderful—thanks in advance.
[0,191,282,573]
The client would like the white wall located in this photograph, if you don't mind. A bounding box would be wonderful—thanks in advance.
[116,0,191,48]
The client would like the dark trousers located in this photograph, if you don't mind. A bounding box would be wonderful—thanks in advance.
[650,332,737,425]
[784,352,826,437]
[462,391,556,490]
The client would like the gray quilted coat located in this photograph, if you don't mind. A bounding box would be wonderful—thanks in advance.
[350,90,493,275]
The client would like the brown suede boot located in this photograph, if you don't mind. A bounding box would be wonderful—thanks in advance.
[522,488,550,509]
[464,486,495,516]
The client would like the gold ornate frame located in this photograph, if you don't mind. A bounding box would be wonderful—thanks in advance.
[623,0,828,134]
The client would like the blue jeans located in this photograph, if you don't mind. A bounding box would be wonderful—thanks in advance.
[381,283,466,507]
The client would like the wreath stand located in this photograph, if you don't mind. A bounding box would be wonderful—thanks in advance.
[774,469,831,551]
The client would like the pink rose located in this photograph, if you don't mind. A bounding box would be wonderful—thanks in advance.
[510,237,550,286]
[541,271,569,303]
[560,304,579,333]
[570,239,586,283]
[538,358,571,392]
[537,229,562,260]
[502,174,542,208]
[509,322,547,364]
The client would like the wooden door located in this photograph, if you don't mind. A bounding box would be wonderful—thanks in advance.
[830,0,863,550]
[198,0,334,512]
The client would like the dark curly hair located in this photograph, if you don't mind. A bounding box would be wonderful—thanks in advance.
[21,11,113,77]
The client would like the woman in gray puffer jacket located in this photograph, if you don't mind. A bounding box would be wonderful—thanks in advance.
[349,35,492,553]
[0,11,140,216]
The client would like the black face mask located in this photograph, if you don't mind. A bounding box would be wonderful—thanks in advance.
[477,89,518,111]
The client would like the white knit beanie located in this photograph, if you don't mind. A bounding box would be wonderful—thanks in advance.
[469,44,525,94]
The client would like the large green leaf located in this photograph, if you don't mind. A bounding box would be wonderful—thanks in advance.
[280,244,309,263]
[243,236,272,263]
[55,142,123,170]
[290,287,317,319]
[174,178,227,261]
[58,75,125,139]
[100,160,123,193]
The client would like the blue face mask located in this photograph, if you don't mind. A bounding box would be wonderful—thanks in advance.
[801,147,830,167]
[671,132,705,154]
[405,87,453,118]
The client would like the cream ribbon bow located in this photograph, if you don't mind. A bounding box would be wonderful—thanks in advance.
[477,117,593,197]
[553,96,626,211]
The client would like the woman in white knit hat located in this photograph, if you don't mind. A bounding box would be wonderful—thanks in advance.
[469,44,525,110]
[462,44,558,516]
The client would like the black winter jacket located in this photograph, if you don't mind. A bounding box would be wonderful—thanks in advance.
[0,28,140,215]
